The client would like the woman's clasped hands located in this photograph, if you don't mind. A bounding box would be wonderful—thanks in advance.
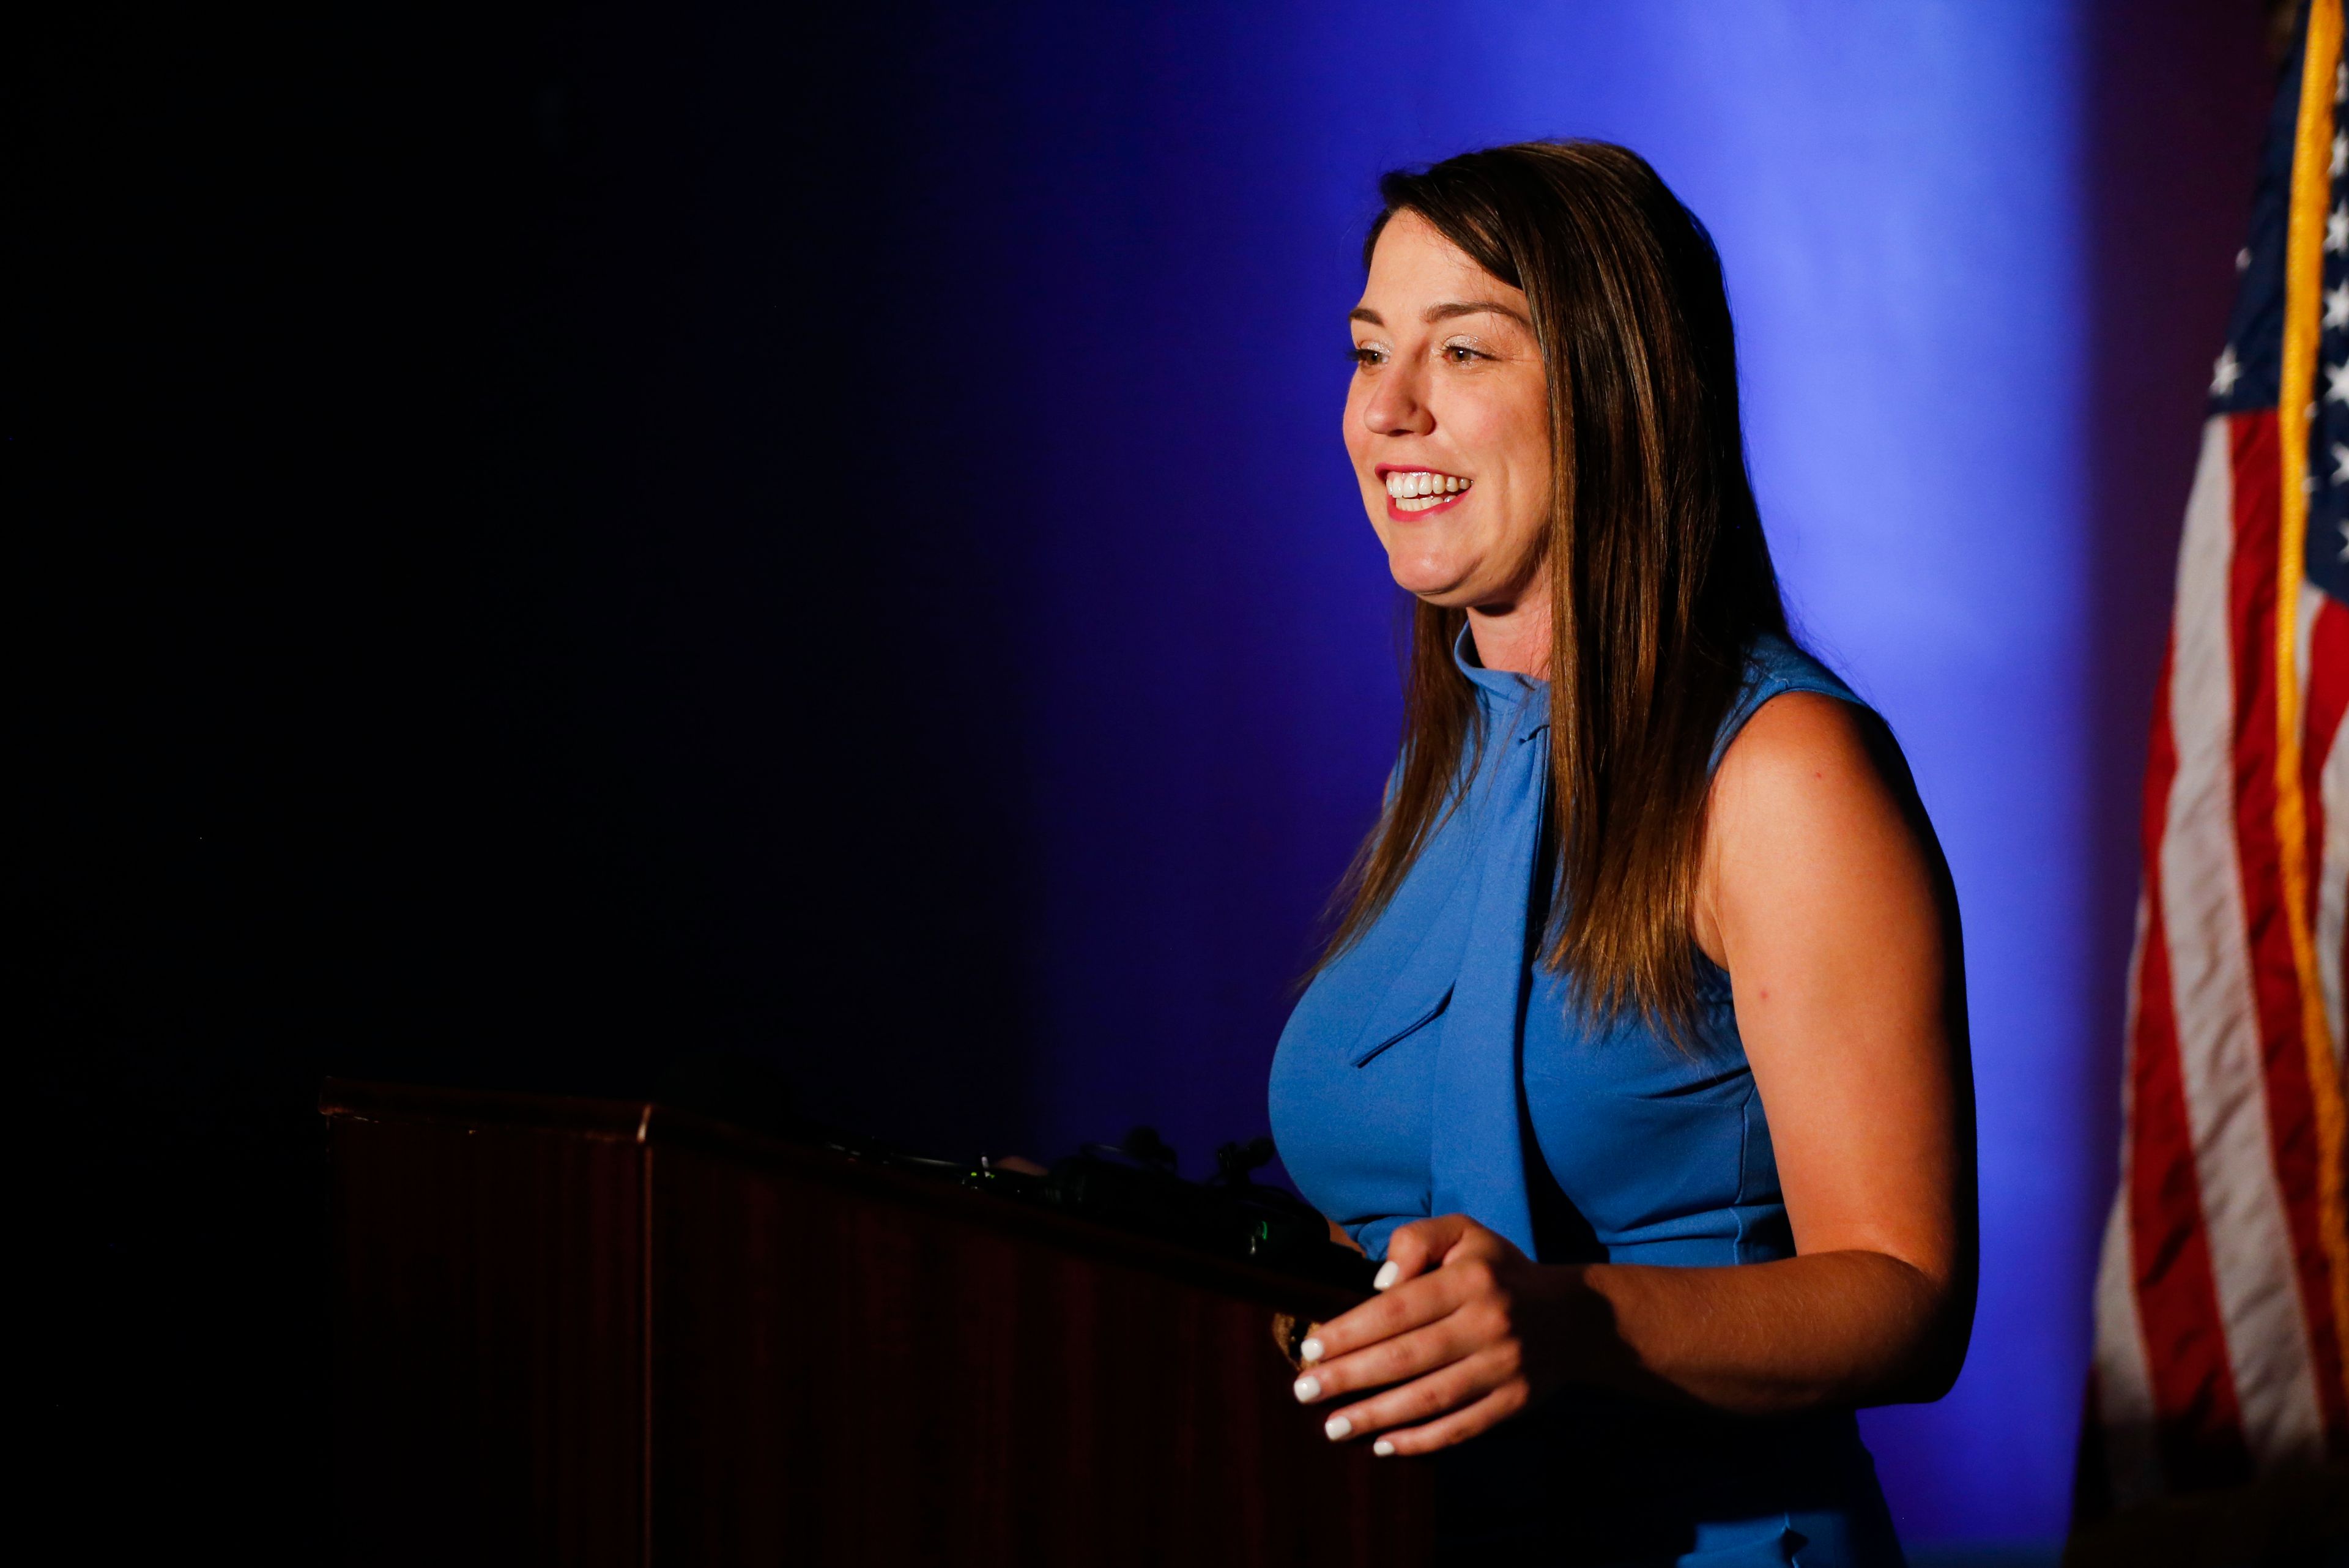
[1290,1214,1612,1456]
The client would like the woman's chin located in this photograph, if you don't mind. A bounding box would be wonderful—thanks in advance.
[1386,557,1473,603]
[1393,578,1489,611]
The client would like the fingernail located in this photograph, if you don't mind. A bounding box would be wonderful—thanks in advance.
[1324,1414,1353,1441]
[1299,1337,1324,1364]
[1373,1438,1396,1457]
[1293,1376,1321,1403]
[1373,1261,1401,1290]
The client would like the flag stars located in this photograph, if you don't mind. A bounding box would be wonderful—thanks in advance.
[2328,283,2349,332]
[2329,203,2349,255]
[2329,442,2349,486]
[2332,130,2345,178]
[2337,58,2345,103]
[2212,344,2243,396]
[2325,360,2349,405]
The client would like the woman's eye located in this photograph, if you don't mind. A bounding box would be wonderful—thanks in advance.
[1443,343,1485,365]
[1349,345,1386,368]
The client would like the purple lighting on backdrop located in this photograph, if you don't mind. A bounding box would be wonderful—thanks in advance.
[876,1,2261,1544]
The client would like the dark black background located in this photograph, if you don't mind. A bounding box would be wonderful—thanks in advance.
[20,6,1031,1553]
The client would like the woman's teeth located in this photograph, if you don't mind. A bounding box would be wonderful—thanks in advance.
[1384,471,1469,512]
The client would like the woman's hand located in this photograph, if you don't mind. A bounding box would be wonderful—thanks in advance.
[1289,1213,1601,1455]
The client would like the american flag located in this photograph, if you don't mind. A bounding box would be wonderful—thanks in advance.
[2079,0,2349,1522]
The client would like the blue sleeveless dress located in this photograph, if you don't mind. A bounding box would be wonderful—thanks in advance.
[1267,630,1906,1567]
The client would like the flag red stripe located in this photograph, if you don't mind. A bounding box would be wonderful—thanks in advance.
[2131,622,2255,1489]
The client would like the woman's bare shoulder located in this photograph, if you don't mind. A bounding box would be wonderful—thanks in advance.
[1710,689,1900,827]
[1697,689,1946,960]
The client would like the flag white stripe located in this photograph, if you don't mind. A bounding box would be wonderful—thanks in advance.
[2161,416,2327,1471]
[2298,580,2322,696]
[2093,889,2164,1511]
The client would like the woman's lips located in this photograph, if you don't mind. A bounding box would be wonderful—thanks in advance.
[1378,466,1472,522]
[1385,489,1469,522]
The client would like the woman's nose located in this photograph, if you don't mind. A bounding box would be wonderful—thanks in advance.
[1361,369,1433,437]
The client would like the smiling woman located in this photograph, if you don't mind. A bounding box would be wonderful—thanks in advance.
[1267,142,1976,1566]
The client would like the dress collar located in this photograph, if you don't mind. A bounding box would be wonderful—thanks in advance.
[1451,623,1546,728]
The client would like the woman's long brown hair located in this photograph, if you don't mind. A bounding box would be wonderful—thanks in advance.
[1320,141,1792,1042]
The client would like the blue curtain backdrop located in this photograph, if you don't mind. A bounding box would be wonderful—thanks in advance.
[811,0,2261,1543]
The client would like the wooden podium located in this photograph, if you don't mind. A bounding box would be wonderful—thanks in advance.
[324,1080,1433,1566]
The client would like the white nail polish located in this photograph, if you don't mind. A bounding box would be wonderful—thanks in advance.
[1373,1261,1401,1290]
[1299,1337,1324,1364]
[1293,1375,1321,1402]
[1324,1414,1353,1441]
[1373,1438,1396,1457]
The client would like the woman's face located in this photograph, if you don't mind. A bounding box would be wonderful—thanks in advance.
[1344,210,1552,614]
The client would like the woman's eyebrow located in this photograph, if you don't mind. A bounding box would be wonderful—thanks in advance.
[1425,299,1530,327]
[1346,302,1531,329]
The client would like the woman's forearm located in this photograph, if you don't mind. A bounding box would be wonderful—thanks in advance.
[1567,1248,1967,1416]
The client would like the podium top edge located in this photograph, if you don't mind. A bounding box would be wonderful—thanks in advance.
[320,1077,653,1139]
[317,1076,1368,1315]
